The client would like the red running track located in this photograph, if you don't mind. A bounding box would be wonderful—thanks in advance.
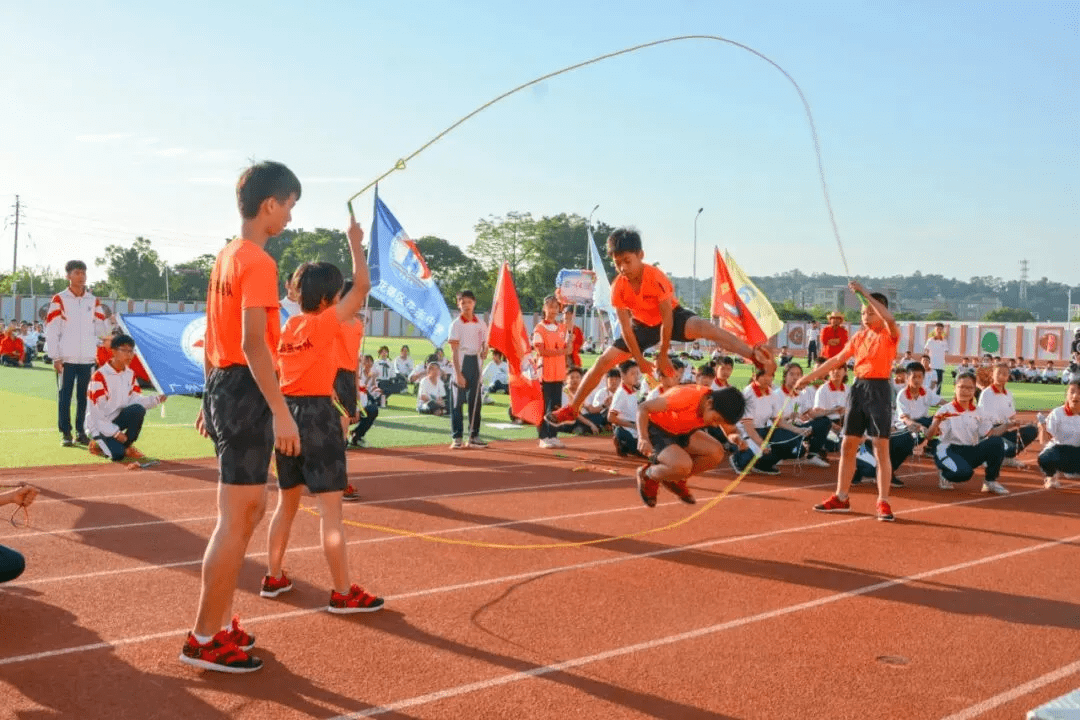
[0,436,1078,719]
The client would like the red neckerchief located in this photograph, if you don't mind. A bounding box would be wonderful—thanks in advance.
[714,378,728,387]
[990,384,1006,394]
[750,381,769,398]
[1064,404,1076,417]
[952,399,976,413]
[622,384,635,394]
[782,385,798,397]
[904,387,926,400]
[827,381,845,392]
[459,314,479,324]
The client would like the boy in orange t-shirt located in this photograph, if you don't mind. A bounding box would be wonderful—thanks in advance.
[547,228,774,428]
[795,281,900,522]
[259,216,385,616]
[634,384,746,507]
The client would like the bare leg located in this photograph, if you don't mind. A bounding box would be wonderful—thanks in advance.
[567,346,629,411]
[266,485,303,578]
[682,316,754,359]
[686,431,726,476]
[647,445,693,483]
[835,435,861,499]
[315,491,350,594]
[193,483,267,637]
[871,437,892,500]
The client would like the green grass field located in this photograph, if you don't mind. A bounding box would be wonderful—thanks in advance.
[0,340,1067,469]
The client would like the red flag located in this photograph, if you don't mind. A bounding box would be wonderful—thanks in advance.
[487,263,545,426]
[710,247,767,346]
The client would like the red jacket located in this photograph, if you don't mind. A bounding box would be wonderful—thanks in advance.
[0,333,24,360]
[820,325,849,360]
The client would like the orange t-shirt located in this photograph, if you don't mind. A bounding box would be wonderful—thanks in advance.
[532,322,567,383]
[278,307,342,396]
[610,264,677,327]
[0,334,24,358]
[334,320,363,372]
[204,238,280,369]
[650,384,711,435]
[846,325,898,379]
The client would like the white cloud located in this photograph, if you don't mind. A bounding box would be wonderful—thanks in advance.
[75,132,132,143]
[153,147,188,158]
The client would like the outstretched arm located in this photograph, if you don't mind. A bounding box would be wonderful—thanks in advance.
[336,217,371,322]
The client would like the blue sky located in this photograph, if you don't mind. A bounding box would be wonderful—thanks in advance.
[1,1,1076,288]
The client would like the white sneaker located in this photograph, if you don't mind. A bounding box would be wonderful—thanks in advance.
[1044,476,1062,489]
[550,438,566,449]
[804,454,829,468]
[538,439,555,449]
[1002,457,1027,469]
[1065,473,1080,479]
[938,472,955,490]
[982,481,1010,495]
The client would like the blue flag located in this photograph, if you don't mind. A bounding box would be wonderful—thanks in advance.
[369,191,453,346]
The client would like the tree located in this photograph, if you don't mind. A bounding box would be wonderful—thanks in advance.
[0,266,68,296]
[277,228,351,290]
[983,307,1035,322]
[894,311,922,320]
[470,212,535,278]
[413,236,492,308]
[926,309,957,321]
[97,237,165,299]
[774,300,814,321]
[169,254,216,301]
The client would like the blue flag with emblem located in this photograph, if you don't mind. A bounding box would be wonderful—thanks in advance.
[369,190,453,346]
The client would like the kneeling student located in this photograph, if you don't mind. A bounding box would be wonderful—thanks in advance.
[87,334,166,462]
[1038,380,1080,489]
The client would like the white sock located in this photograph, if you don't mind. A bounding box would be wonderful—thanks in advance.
[193,632,214,645]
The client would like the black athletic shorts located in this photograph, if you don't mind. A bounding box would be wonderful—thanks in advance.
[203,365,274,486]
[843,378,892,439]
[613,306,696,353]
[276,396,348,495]
[647,423,698,461]
[334,369,358,418]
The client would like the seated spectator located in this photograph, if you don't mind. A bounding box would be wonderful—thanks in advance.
[928,371,1011,494]
[0,321,28,367]
[813,364,849,438]
[688,341,704,360]
[1008,359,1023,383]
[644,358,684,401]
[1021,359,1039,383]
[482,350,510,399]
[1042,361,1060,384]
[900,350,914,366]
[19,321,38,363]
[712,356,735,389]
[978,363,1039,469]
[564,366,601,435]
[1064,353,1080,385]
[435,347,454,381]
[730,366,807,475]
[395,345,415,388]
[1,484,37,583]
[373,346,404,401]
[86,334,166,462]
[416,362,448,416]
[695,363,716,388]
[778,346,793,367]
[1038,379,1080,488]
[953,357,973,379]
[777,362,831,467]
[582,369,619,431]
[608,360,644,457]
[349,356,381,448]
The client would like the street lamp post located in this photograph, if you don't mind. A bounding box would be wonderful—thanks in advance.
[691,207,703,312]
[585,204,599,270]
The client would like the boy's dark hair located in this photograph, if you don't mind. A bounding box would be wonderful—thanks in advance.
[1068,379,1080,390]
[921,354,931,361]
[567,366,584,377]
[709,387,747,425]
[870,292,888,308]
[718,355,735,367]
[65,260,87,273]
[605,368,621,379]
[956,371,977,383]
[295,262,344,312]
[425,353,439,365]
[363,354,374,363]
[753,366,770,379]
[236,161,301,220]
[935,322,944,328]
[457,290,476,301]
[606,228,642,255]
[110,333,135,350]
[905,362,925,375]
[492,349,504,360]
[401,344,410,352]
[618,359,639,374]
[697,364,716,378]
[671,358,685,371]
[378,345,390,355]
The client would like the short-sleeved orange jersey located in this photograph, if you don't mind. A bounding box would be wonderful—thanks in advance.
[278,307,341,396]
[532,322,567,383]
[649,384,711,435]
[334,319,363,372]
[204,239,280,369]
[610,264,677,327]
[846,325,898,379]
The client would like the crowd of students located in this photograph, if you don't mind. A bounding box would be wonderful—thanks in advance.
[0,319,45,367]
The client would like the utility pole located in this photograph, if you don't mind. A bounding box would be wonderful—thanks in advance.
[1019,259,1028,306]
[164,263,170,303]
[12,195,19,295]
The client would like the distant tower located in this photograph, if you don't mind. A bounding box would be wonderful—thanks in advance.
[1019,259,1029,306]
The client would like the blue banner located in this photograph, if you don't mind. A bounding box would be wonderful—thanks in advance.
[370,191,453,346]
[117,309,290,395]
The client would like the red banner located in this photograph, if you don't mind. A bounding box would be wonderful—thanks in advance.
[487,263,544,426]
[710,248,767,346]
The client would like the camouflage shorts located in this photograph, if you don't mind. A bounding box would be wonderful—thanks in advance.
[203,366,274,486]
[276,396,348,495]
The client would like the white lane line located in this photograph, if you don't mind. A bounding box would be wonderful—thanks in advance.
[327,531,1080,719]
[17,482,834,585]
[938,659,1080,720]
[0,485,1059,667]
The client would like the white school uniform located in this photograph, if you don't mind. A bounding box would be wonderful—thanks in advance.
[895,386,941,428]
[976,385,1017,425]
[609,385,640,438]
[1044,406,1080,450]
[416,376,447,411]
[814,382,849,421]
[933,401,995,454]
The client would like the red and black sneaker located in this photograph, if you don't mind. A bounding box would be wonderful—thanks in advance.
[343,485,361,502]
[225,616,255,651]
[662,478,696,505]
[328,584,385,614]
[260,572,293,599]
[813,494,851,513]
[876,499,895,522]
[545,405,578,428]
[636,465,659,508]
[179,630,262,673]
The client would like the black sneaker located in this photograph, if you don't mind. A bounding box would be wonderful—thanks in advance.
[890,477,905,488]
[61,433,74,447]
[75,433,90,445]
[751,465,781,476]
[467,437,488,448]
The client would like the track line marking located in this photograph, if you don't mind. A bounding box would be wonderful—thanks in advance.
[938,659,1080,720]
[0,484,1061,667]
[17,482,834,585]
